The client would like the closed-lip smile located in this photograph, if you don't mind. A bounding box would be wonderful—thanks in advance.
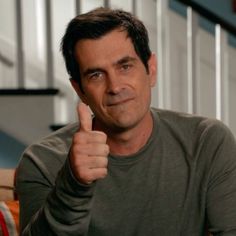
[106,97,134,106]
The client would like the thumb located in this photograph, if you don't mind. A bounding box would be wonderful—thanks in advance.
[77,102,92,131]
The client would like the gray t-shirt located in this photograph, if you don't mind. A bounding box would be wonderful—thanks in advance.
[16,108,236,235]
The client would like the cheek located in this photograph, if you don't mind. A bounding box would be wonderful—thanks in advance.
[83,87,105,107]
[137,77,152,102]
[135,75,152,92]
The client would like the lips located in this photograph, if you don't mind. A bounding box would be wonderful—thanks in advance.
[105,89,135,107]
[107,97,134,106]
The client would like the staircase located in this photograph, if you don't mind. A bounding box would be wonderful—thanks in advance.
[0,0,236,167]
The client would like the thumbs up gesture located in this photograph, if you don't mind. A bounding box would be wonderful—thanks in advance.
[69,102,109,185]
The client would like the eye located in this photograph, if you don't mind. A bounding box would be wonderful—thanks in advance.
[88,71,104,81]
[121,64,132,72]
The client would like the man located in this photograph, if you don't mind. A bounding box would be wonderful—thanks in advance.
[16,7,236,236]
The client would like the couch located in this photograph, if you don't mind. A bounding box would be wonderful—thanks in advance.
[0,169,19,235]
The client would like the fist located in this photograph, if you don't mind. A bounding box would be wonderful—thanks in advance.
[69,102,109,185]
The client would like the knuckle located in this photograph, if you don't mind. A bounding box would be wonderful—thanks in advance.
[79,169,92,183]
[73,132,83,144]
[101,156,108,167]
[96,156,108,168]
[70,151,88,169]
[103,168,108,176]
[104,144,110,155]
[100,168,108,178]
[93,131,107,142]
[100,132,107,141]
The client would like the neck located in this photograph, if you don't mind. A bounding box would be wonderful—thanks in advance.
[94,111,153,156]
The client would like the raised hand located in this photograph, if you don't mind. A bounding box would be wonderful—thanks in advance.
[69,102,109,185]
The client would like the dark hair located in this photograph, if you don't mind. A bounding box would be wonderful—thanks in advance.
[61,7,152,89]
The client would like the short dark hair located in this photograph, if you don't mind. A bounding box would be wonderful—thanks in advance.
[61,7,152,89]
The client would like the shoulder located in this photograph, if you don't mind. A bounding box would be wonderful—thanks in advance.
[152,107,232,137]
[39,122,79,150]
[24,122,78,158]
[17,122,79,184]
[151,108,235,155]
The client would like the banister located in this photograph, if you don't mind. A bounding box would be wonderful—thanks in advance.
[0,52,14,67]
[175,0,236,36]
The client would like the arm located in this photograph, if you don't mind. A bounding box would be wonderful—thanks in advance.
[206,123,236,235]
[17,158,95,236]
[16,103,109,235]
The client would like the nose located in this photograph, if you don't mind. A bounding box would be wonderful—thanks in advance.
[106,71,123,95]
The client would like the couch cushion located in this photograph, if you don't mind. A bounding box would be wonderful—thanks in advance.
[0,200,19,236]
[0,169,16,201]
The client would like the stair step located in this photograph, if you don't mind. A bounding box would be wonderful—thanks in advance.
[0,88,59,96]
[50,124,67,131]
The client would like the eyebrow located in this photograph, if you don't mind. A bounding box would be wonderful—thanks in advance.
[114,56,137,66]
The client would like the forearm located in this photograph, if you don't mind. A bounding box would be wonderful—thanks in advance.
[18,159,95,236]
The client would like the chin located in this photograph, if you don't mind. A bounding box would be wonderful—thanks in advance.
[96,104,150,132]
[110,114,144,131]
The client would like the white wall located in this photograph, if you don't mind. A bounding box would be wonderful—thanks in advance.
[0,0,15,43]
[0,0,16,87]
[163,9,236,135]
[0,0,236,141]
[0,95,55,145]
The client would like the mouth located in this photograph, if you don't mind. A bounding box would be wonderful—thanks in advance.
[106,98,134,107]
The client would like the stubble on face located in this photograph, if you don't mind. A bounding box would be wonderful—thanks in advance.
[74,29,156,138]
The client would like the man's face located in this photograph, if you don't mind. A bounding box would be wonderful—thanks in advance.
[73,29,156,132]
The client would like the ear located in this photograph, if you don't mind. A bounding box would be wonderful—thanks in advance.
[148,53,157,87]
[70,79,88,104]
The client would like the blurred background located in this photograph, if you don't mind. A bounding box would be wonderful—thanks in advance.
[0,0,236,168]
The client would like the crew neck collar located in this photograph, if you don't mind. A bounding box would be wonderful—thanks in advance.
[108,108,160,165]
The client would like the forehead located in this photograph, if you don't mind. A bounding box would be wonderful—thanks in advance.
[74,29,139,67]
